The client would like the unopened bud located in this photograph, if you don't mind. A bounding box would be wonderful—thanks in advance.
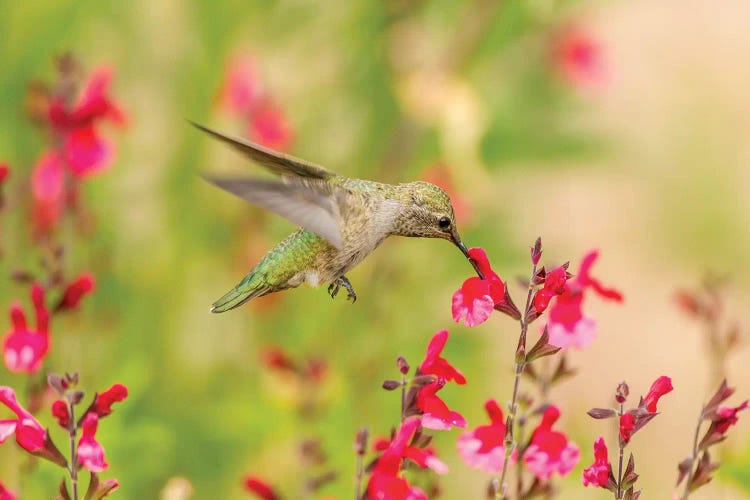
[530,237,543,266]
[354,428,368,456]
[397,356,410,375]
[616,381,630,404]
[382,380,402,391]
[411,375,436,387]
[68,391,85,406]
[48,373,65,395]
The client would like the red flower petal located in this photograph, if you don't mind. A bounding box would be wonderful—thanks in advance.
[642,376,673,413]
[94,383,128,417]
[64,124,113,177]
[418,330,466,385]
[243,476,279,500]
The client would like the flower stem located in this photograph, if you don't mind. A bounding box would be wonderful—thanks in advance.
[616,403,624,500]
[68,402,78,500]
[496,263,537,499]
[400,375,406,423]
[681,409,704,500]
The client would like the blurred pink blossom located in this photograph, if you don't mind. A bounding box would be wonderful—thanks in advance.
[2,284,50,373]
[523,405,580,480]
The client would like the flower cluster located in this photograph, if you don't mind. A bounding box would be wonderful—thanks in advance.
[675,379,748,498]
[26,54,125,235]
[219,54,293,151]
[584,377,673,497]
[0,374,126,499]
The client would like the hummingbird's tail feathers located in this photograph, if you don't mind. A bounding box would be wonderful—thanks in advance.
[210,284,268,313]
[190,121,335,179]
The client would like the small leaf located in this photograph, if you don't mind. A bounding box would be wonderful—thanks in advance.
[56,477,71,500]
[702,379,734,419]
[525,327,562,362]
[676,457,693,486]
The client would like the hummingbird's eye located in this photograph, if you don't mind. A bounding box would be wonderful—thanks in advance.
[438,216,451,230]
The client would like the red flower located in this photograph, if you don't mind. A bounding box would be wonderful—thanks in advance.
[553,26,606,89]
[243,476,280,500]
[0,386,46,452]
[546,250,623,349]
[52,400,70,428]
[418,329,466,384]
[582,436,611,487]
[532,265,568,314]
[416,378,466,430]
[248,103,293,152]
[47,66,125,178]
[93,383,128,417]
[523,406,580,480]
[367,416,430,500]
[0,163,9,186]
[56,273,96,312]
[220,55,259,115]
[261,348,297,373]
[31,151,65,234]
[452,247,506,327]
[642,376,673,413]
[619,413,635,443]
[457,399,513,473]
[714,401,749,434]
[78,413,108,472]
[0,481,17,500]
[2,284,50,373]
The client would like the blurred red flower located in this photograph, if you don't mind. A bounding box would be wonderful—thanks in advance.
[0,163,9,186]
[243,475,279,500]
[546,250,623,349]
[457,399,513,473]
[248,103,293,152]
[0,481,17,500]
[452,247,506,327]
[220,55,259,115]
[418,329,466,385]
[523,405,580,480]
[582,436,611,487]
[553,26,606,89]
[31,151,65,234]
[2,284,50,373]
[532,265,568,314]
[56,272,96,312]
[714,401,749,434]
[78,413,108,472]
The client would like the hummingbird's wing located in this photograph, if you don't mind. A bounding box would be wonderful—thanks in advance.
[204,176,347,249]
[191,122,335,180]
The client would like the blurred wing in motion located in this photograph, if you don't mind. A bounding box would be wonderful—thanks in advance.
[191,122,335,179]
[204,176,346,249]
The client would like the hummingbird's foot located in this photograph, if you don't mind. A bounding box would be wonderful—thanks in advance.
[328,276,357,303]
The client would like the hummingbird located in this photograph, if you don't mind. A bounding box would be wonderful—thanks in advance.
[194,123,483,313]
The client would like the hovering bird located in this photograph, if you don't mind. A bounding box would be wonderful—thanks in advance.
[194,123,483,313]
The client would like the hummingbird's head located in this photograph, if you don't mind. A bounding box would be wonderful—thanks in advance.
[395,182,484,278]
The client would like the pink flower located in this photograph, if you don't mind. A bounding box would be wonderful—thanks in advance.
[220,55,259,115]
[532,265,568,314]
[243,476,279,500]
[452,247,506,327]
[619,413,635,443]
[416,379,466,430]
[418,330,466,384]
[546,250,623,349]
[367,416,431,500]
[523,406,580,480]
[52,400,70,428]
[0,386,46,453]
[582,437,611,487]
[2,284,50,373]
[93,383,128,417]
[248,103,293,152]
[78,413,108,472]
[553,26,606,89]
[47,66,125,178]
[31,151,65,234]
[642,376,673,413]
[56,273,96,312]
[0,481,17,500]
[457,399,512,473]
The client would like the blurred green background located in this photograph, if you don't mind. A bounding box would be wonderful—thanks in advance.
[1,0,749,498]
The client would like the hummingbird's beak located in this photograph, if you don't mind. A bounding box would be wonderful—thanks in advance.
[454,239,485,280]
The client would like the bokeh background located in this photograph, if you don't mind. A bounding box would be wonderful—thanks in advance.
[1,0,749,498]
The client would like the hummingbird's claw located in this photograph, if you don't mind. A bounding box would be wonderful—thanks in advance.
[329,276,357,303]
